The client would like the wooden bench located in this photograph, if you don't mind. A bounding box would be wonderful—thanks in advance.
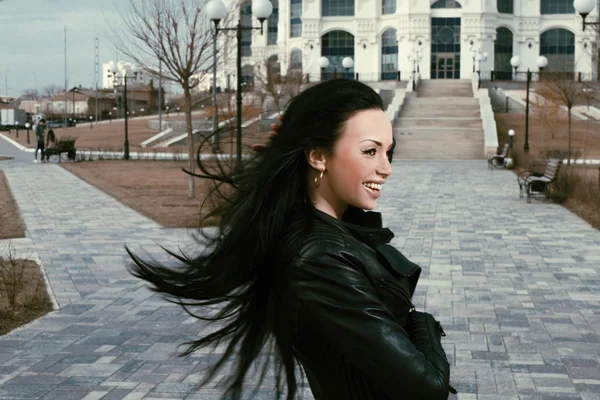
[517,158,562,203]
[487,143,510,169]
[44,137,77,162]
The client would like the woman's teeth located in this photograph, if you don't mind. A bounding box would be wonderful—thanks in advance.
[363,183,382,191]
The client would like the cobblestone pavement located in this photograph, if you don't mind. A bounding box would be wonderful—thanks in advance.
[1,136,600,399]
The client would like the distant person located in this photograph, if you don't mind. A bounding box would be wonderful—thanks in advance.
[34,119,46,163]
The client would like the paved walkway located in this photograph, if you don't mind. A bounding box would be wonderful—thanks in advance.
[1,136,600,399]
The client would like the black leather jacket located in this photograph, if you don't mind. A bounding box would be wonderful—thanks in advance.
[278,206,451,400]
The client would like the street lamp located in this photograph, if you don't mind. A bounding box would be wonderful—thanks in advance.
[319,56,330,81]
[25,122,31,144]
[508,129,515,150]
[408,53,418,91]
[574,0,599,31]
[109,112,112,122]
[166,106,170,119]
[14,122,19,138]
[411,41,423,73]
[342,57,354,79]
[510,55,521,81]
[537,55,548,78]
[89,116,93,129]
[207,0,272,171]
[108,60,140,160]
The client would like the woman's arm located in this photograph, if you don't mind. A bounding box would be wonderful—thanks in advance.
[291,240,451,400]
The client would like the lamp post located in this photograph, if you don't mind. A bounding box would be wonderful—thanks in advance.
[537,55,548,79]
[166,106,170,119]
[319,56,330,81]
[508,129,515,150]
[510,55,548,152]
[89,116,93,129]
[108,61,140,160]
[25,122,31,144]
[109,112,112,122]
[408,53,417,91]
[342,57,354,79]
[207,0,272,172]
[574,0,600,31]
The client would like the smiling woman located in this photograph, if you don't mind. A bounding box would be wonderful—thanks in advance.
[127,79,454,400]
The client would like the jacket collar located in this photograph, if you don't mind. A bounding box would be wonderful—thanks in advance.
[314,206,394,245]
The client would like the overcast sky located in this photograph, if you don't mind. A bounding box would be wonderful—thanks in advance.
[0,0,132,97]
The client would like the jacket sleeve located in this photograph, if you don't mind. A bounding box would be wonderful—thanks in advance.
[291,241,450,400]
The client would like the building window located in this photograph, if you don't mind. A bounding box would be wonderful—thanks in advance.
[291,0,302,37]
[290,48,303,71]
[540,28,575,75]
[242,64,254,87]
[494,27,513,80]
[540,0,575,14]
[382,0,396,14]
[381,29,398,80]
[321,30,355,79]
[322,0,355,17]
[430,18,461,79]
[268,0,279,45]
[497,0,513,13]
[431,0,462,8]
[240,0,252,57]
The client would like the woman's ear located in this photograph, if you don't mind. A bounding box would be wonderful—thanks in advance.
[305,148,327,172]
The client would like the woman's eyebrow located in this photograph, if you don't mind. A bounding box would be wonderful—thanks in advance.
[361,139,394,150]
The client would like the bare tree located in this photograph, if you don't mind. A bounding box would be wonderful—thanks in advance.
[20,88,40,100]
[42,84,63,98]
[110,0,216,199]
[253,54,305,114]
[536,72,587,165]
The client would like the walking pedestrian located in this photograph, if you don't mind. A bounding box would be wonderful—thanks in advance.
[33,119,46,163]
[127,79,454,400]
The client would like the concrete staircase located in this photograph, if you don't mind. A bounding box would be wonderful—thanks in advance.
[393,80,485,160]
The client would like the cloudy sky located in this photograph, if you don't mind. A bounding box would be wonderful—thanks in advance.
[0,0,131,97]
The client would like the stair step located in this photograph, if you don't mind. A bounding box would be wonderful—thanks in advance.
[394,119,482,129]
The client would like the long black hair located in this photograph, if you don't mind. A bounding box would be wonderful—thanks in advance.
[126,79,384,399]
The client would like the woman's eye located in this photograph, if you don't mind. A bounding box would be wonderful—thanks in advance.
[362,149,377,156]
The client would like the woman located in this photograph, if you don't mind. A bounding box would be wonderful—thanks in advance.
[128,79,453,399]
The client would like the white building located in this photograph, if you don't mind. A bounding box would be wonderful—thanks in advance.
[102,61,153,89]
[219,0,599,84]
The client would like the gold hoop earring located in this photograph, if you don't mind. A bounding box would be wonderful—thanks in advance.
[314,170,324,188]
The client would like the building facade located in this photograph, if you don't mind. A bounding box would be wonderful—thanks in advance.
[222,0,598,84]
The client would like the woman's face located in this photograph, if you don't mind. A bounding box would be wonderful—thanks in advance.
[314,108,394,219]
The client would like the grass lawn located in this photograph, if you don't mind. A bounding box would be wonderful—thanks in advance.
[0,170,26,239]
[61,160,216,228]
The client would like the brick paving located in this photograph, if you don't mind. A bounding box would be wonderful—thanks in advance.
[2,136,600,399]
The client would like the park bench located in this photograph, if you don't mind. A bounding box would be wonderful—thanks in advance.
[44,137,77,163]
[487,143,510,169]
[517,158,562,203]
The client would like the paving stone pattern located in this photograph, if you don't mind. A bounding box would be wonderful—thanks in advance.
[1,141,600,399]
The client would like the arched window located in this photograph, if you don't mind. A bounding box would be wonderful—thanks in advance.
[540,0,575,14]
[242,64,254,87]
[290,48,303,71]
[240,0,252,56]
[322,0,355,17]
[267,55,281,82]
[382,0,396,14]
[540,28,575,75]
[381,29,398,80]
[267,0,279,45]
[290,0,302,37]
[494,27,513,80]
[497,0,513,14]
[431,0,462,8]
[321,30,355,79]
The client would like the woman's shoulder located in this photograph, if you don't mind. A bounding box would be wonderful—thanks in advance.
[281,210,351,262]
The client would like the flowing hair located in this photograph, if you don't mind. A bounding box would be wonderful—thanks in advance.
[126,79,384,399]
